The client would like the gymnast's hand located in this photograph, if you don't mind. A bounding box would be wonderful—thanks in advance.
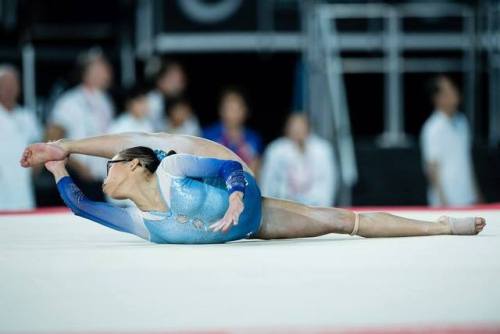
[209,191,244,233]
[45,159,69,182]
[20,140,69,168]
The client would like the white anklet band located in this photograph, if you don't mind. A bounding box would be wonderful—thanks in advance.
[350,213,360,236]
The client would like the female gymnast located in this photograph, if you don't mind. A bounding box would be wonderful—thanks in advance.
[20,132,485,244]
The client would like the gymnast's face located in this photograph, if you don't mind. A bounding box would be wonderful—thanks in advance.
[102,155,139,199]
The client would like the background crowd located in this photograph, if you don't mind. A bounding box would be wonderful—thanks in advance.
[0,48,484,211]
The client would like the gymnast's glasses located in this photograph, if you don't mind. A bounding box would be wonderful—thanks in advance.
[106,159,130,176]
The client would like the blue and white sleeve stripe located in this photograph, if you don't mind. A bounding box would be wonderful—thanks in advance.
[57,176,149,240]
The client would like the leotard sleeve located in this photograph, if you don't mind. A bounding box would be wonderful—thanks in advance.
[56,176,149,240]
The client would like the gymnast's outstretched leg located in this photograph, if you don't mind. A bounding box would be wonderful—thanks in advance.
[253,197,486,240]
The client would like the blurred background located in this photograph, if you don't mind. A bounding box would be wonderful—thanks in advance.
[1,0,499,211]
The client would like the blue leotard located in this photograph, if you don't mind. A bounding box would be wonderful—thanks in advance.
[56,153,263,244]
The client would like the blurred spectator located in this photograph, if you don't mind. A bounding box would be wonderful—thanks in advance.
[420,75,482,207]
[203,88,262,172]
[108,86,153,134]
[260,113,337,206]
[46,48,114,184]
[45,48,114,201]
[147,60,187,132]
[165,97,201,136]
[105,85,154,208]
[0,65,42,210]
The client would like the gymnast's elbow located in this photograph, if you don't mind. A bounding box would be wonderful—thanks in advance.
[60,196,89,219]
[65,202,85,218]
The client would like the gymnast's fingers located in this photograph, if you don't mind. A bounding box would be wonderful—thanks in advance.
[20,149,30,167]
[208,221,220,230]
[221,215,236,232]
[210,219,226,232]
[221,218,234,232]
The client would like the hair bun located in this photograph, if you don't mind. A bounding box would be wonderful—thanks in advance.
[154,149,168,161]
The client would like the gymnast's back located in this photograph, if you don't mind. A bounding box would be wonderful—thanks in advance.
[56,153,262,244]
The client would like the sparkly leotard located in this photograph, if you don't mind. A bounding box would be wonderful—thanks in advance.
[57,153,262,244]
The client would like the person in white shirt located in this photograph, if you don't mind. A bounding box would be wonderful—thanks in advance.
[108,86,154,134]
[0,65,41,210]
[260,113,337,206]
[164,97,201,136]
[47,48,114,182]
[420,75,482,207]
[147,60,188,132]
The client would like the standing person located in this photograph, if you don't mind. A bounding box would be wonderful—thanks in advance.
[21,133,485,244]
[0,65,41,210]
[420,75,483,207]
[46,48,114,198]
[203,88,262,173]
[260,113,337,206]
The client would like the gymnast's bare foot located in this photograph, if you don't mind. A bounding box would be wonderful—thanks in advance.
[20,140,69,168]
[438,216,486,235]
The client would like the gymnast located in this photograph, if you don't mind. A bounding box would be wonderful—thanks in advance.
[20,132,485,244]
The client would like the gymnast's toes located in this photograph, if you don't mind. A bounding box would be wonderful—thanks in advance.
[437,215,486,235]
[475,217,486,234]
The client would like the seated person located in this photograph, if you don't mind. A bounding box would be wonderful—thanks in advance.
[164,97,201,136]
[203,88,262,173]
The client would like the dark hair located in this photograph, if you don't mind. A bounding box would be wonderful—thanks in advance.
[286,111,310,125]
[156,59,183,83]
[219,86,247,105]
[426,74,457,103]
[76,47,107,82]
[165,96,191,115]
[218,86,251,118]
[117,146,176,174]
[124,84,149,105]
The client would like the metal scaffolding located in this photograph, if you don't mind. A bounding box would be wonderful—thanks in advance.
[303,2,481,204]
[304,2,358,206]
[306,3,477,147]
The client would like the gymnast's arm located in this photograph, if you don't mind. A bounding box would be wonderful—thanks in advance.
[58,132,172,159]
[46,160,150,240]
[20,132,254,175]
[20,132,184,167]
